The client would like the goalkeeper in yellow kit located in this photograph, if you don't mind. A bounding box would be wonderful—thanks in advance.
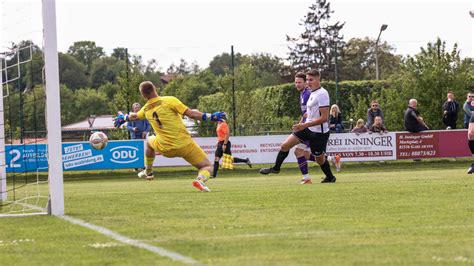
[114,81,226,192]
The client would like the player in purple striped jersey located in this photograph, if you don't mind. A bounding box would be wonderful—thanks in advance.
[260,70,337,183]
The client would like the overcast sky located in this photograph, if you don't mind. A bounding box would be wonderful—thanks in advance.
[1,0,473,70]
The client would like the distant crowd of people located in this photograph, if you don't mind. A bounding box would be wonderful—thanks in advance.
[329,99,388,135]
[328,90,474,134]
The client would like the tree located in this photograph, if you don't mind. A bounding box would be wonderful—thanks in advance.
[12,84,76,137]
[339,37,401,80]
[242,53,291,85]
[1,40,43,92]
[112,65,145,114]
[59,84,76,125]
[208,52,244,76]
[22,85,46,135]
[390,38,473,129]
[111,47,128,61]
[73,88,109,119]
[58,53,90,90]
[97,82,121,101]
[166,59,200,75]
[23,42,45,90]
[162,70,218,108]
[90,56,126,88]
[67,41,105,73]
[286,0,344,79]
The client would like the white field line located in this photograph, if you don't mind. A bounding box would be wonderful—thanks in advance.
[0,201,47,217]
[0,212,47,217]
[59,215,200,265]
[149,224,474,243]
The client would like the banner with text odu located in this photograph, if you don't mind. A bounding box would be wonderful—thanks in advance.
[5,140,144,173]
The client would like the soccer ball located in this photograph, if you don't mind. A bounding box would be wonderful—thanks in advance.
[89,131,108,150]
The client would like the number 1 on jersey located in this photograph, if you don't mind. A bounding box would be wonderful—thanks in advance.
[152,111,163,128]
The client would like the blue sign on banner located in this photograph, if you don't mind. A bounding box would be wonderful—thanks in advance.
[5,144,48,173]
[5,140,144,173]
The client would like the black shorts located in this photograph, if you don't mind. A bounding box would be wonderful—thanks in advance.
[215,140,232,158]
[293,128,330,156]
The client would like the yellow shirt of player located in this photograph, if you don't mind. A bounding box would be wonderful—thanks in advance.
[137,96,192,152]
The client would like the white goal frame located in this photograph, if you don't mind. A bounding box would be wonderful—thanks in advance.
[43,0,64,216]
[0,0,64,216]
[0,54,5,203]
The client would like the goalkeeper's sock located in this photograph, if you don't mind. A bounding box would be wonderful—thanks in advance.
[297,156,308,175]
[145,156,154,174]
[198,169,211,183]
[213,161,219,177]
[273,150,289,171]
[309,154,316,162]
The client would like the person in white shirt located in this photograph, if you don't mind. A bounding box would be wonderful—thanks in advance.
[259,69,337,184]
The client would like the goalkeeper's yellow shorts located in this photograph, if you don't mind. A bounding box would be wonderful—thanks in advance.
[148,136,207,165]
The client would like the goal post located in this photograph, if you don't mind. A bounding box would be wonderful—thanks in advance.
[0,59,5,203]
[42,0,64,216]
[0,0,64,216]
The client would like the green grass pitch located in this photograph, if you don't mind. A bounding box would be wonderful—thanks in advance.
[1,159,473,265]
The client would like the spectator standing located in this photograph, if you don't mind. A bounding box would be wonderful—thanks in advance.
[467,101,474,174]
[126,103,150,172]
[463,91,474,129]
[127,103,150,140]
[367,100,384,128]
[442,91,459,129]
[404,99,429,133]
[351,119,368,135]
[329,104,344,133]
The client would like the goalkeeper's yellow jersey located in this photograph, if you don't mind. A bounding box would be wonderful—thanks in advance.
[137,96,192,152]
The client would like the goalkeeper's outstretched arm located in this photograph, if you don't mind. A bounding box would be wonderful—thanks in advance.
[127,112,139,121]
[114,111,140,128]
[184,109,226,122]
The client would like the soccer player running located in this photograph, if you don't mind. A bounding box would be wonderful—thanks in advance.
[212,119,252,178]
[114,81,226,192]
[292,72,341,184]
[293,72,317,184]
[259,69,337,183]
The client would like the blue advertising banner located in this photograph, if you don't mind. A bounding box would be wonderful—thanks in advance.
[5,144,48,173]
[5,140,144,173]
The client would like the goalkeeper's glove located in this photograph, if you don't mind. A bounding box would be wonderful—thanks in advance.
[202,111,226,122]
[114,111,129,128]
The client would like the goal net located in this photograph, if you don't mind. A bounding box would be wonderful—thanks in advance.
[0,0,64,216]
